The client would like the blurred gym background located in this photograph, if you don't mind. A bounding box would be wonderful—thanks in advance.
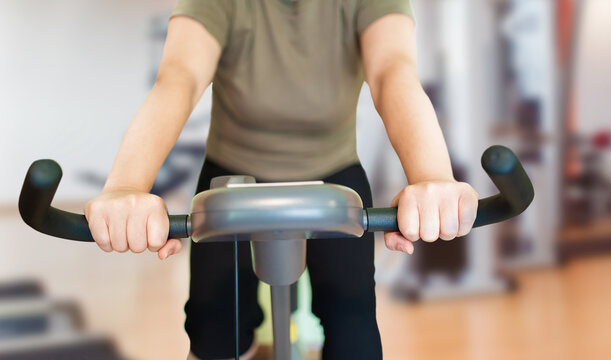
[1,0,610,359]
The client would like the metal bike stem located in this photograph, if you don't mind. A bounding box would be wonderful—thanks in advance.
[271,285,291,360]
[252,237,306,360]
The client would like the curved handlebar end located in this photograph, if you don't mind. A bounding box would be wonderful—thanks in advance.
[20,160,191,242]
[19,160,94,242]
[474,145,534,227]
[20,159,62,230]
[481,145,520,175]
[365,145,535,232]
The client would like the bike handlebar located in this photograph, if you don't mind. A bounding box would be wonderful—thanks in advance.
[364,145,534,232]
[19,145,533,242]
[18,161,189,241]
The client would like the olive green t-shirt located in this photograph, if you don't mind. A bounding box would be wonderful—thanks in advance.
[171,0,413,181]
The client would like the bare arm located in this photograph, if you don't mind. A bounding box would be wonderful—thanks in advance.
[104,16,221,192]
[362,14,452,183]
[85,16,221,259]
[361,14,478,253]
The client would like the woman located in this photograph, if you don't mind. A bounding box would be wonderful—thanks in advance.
[84,1,479,359]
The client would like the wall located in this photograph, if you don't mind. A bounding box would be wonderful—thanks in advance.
[576,0,611,135]
[0,0,177,204]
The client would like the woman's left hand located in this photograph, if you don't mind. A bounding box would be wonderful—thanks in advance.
[384,181,479,254]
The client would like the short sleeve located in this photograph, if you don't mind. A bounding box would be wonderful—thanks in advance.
[356,0,414,36]
[171,0,233,48]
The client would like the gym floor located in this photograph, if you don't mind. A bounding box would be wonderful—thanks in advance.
[1,207,610,360]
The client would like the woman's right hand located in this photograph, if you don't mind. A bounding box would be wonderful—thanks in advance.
[84,190,182,260]
[79,17,220,260]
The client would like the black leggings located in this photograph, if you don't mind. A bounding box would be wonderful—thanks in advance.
[185,159,382,360]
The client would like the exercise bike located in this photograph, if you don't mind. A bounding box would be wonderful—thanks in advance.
[19,145,534,360]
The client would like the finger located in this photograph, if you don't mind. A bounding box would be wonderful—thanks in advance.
[126,214,147,253]
[147,207,169,252]
[458,191,478,237]
[384,232,414,254]
[384,231,401,251]
[419,202,440,242]
[397,194,420,242]
[88,216,112,252]
[390,193,400,207]
[158,239,182,260]
[108,215,128,253]
[439,199,459,241]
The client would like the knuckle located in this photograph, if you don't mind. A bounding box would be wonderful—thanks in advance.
[421,183,434,196]
[396,190,407,203]
[92,229,108,243]
[458,224,473,237]
[148,236,166,250]
[125,194,138,208]
[151,195,165,208]
[113,240,128,253]
[403,231,419,241]
[421,230,439,242]
[84,202,93,214]
[97,245,112,253]
[400,187,415,200]
[399,225,418,241]
[461,186,478,202]
[131,243,147,253]
[88,200,104,214]
[442,220,458,234]
[148,245,162,252]
[466,184,478,196]
[142,194,163,211]
[95,238,111,251]
[439,232,456,241]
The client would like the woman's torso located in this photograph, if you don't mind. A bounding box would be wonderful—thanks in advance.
[172,0,412,180]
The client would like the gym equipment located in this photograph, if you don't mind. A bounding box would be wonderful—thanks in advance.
[0,298,82,339]
[0,280,82,340]
[0,279,122,359]
[0,333,121,360]
[0,280,44,300]
[19,145,533,360]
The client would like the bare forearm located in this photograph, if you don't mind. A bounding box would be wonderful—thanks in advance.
[372,63,454,184]
[103,79,198,193]
[102,16,220,194]
[361,14,478,253]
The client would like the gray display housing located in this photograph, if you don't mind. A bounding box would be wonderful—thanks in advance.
[191,176,368,360]
[190,177,366,243]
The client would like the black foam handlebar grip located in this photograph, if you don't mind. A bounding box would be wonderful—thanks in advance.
[473,145,534,227]
[365,145,534,232]
[18,159,190,242]
[365,208,399,232]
